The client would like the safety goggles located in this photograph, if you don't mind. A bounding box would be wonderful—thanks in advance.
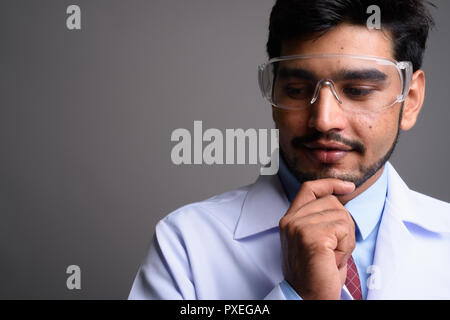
[258,54,413,113]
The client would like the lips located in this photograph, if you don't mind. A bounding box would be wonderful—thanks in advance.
[303,140,353,164]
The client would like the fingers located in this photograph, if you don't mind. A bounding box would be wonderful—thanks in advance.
[280,208,356,265]
[280,209,355,250]
[287,179,355,215]
[333,222,356,268]
[316,215,356,267]
[279,179,357,299]
[285,195,343,220]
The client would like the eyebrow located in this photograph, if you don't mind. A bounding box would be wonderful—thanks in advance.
[276,67,387,82]
[336,69,388,82]
[277,67,316,81]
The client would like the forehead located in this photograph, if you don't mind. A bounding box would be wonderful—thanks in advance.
[280,23,395,60]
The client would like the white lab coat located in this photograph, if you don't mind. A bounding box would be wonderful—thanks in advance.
[129,162,450,299]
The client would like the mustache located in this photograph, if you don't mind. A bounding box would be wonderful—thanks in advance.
[291,131,366,154]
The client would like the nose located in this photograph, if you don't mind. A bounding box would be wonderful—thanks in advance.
[308,80,347,132]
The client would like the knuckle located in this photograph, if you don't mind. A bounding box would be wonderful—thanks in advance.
[281,219,301,237]
[291,221,307,237]
[307,237,333,254]
[320,196,344,211]
[333,196,345,207]
[338,219,353,233]
[310,210,326,219]
[302,180,314,191]
[326,218,348,233]
[337,208,351,220]
[324,194,338,203]
[330,196,344,209]
[290,222,311,242]
[279,217,288,230]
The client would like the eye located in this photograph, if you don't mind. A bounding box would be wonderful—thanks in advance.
[343,86,374,98]
[285,85,312,99]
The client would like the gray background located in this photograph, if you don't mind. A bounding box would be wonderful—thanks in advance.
[0,0,448,299]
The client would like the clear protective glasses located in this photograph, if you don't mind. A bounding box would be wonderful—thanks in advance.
[258,54,413,113]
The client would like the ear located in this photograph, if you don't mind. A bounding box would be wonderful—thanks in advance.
[400,70,425,131]
[272,107,280,125]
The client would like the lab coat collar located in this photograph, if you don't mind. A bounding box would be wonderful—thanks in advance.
[384,162,450,233]
[234,161,450,240]
[233,173,289,240]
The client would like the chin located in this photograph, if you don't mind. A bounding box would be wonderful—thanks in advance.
[291,156,366,185]
[301,167,361,182]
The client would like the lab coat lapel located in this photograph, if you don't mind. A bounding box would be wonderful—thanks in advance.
[367,163,420,300]
[234,174,290,240]
[232,174,290,285]
[366,200,417,299]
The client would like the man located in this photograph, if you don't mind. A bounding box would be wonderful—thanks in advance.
[129,0,450,299]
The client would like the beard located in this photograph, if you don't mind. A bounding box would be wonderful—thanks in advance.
[281,105,403,189]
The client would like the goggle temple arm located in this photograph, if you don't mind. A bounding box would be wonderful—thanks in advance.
[398,61,414,101]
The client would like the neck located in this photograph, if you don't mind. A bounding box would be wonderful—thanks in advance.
[337,164,386,205]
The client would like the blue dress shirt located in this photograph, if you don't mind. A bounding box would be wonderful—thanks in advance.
[277,156,388,300]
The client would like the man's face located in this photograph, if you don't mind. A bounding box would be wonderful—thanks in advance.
[274,23,403,187]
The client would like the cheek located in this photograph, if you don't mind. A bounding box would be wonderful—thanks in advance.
[274,110,309,134]
[273,110,308,147]
[351,112,398,157]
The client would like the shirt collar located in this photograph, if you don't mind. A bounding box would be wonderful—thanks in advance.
[344,166,388,240]
[278,155,388,240]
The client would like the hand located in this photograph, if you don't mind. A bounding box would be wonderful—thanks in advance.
[279,179,356,300]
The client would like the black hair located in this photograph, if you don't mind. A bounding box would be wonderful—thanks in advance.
[267,0,435,71]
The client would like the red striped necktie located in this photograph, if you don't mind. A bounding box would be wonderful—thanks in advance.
[345,256,362,300]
